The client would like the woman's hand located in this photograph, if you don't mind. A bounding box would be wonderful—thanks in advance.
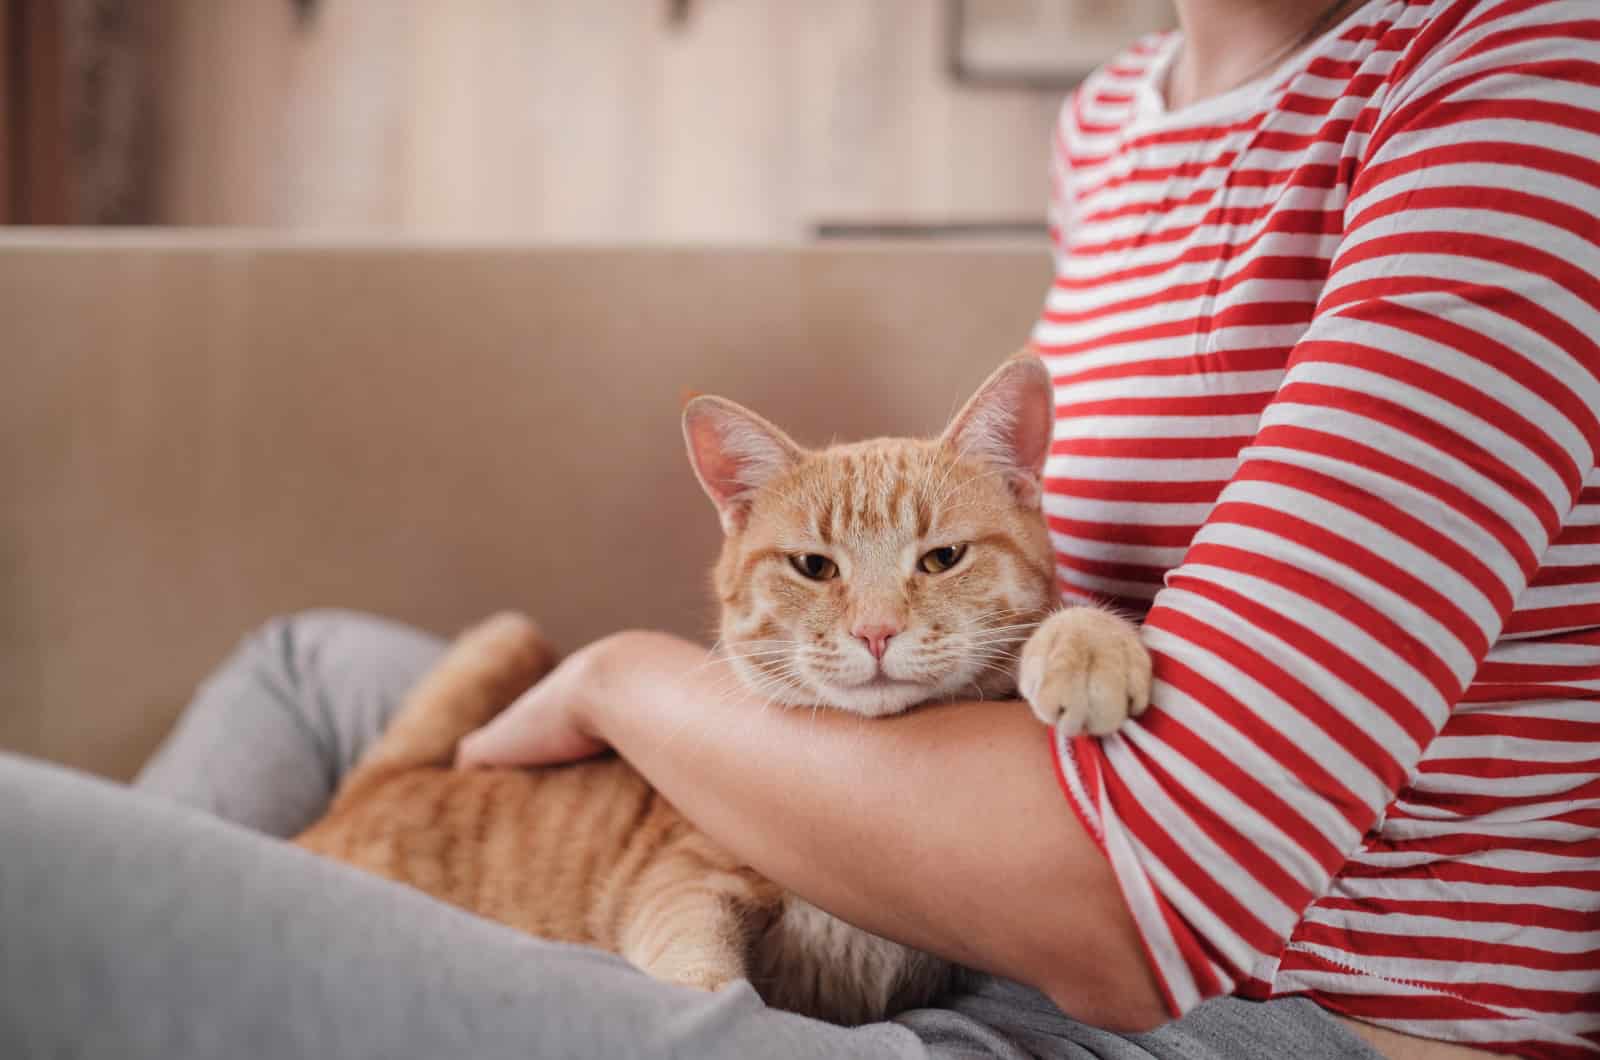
[455,630,705,770]
[460,624,1165,1031]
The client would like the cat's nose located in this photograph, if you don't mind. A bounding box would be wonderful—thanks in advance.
[852,623,900,661]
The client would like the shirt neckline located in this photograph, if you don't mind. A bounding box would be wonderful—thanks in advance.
[1129,0,1379,132]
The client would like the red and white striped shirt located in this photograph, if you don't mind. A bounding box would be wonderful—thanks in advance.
[1034,2,1600,1056]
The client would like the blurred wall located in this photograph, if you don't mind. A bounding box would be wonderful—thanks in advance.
[151,0,1066,239]
[0,241,1050,779]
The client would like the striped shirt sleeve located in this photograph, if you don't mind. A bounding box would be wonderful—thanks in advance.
[1053,3,1600,1015]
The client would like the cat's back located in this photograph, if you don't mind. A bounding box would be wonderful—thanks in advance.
[297,757,701,945]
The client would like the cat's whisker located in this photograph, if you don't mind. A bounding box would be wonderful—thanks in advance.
[686,650,741,679]
[964,629,1040,643]
[971,656,1023,676]
[727,639,803,652]
[713,668,790,703]
[722,648,801,664]
[309,359,1071,1026]
[961,644,1027,659]
[962,614,1045,632]
[963,646,1021,663]
[930,464,1013,512]
[916,432,977,518]
[727,663,810,707]
[961,637,1031,652]
[703,654,807,701]
[966,605,1040,619]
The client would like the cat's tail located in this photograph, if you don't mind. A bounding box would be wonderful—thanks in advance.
[331,612,557,808]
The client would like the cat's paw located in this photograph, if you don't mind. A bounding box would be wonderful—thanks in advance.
[1017,607,1150,736]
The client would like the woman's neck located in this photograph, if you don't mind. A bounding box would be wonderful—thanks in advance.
[1167,0,1352,109]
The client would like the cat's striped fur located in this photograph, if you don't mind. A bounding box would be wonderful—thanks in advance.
[296,355,1149,1023]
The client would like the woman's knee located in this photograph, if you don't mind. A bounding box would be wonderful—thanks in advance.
[229,608,448,764]
[244,609,444,682]
[135,609,448,832]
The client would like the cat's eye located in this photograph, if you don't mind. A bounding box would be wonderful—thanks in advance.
[918,543,968,574]
[790,553,839,581]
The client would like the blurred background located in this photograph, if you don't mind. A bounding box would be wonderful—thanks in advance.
[2,0,1172,239]
[4,0,1174,780]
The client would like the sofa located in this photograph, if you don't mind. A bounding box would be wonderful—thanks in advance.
[0,235,1050,781]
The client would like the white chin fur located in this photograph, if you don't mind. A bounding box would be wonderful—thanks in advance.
[819,681,931,718]
[724,653,934,717]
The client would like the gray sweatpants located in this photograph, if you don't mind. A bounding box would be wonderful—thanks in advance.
[0,610,1381,1060]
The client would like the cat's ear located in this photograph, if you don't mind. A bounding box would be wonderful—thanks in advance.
[683,395,803,533]
[940,353,1054,507]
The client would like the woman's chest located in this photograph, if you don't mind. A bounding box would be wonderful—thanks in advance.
[1042,111,1355,367]
[1033,117,1360,607]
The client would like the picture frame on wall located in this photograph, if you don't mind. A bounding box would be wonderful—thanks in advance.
[946,0,1176,91]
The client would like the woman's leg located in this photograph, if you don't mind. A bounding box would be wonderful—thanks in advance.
[135,609,446,835]
[1,752,926,1060]
[117,610,1380,1060]
[902,975,1384,1060]
[1,611,919,1057]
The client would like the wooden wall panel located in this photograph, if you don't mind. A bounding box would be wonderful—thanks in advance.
[1,1,11,223]
[3,0,71,224]
[151,0,1067,239]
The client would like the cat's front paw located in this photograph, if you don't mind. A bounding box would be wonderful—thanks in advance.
[1018,607,1151,736]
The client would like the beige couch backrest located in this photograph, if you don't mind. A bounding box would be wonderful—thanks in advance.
[1,238,1050,780]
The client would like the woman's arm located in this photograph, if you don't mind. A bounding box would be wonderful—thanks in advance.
[458,629,1168,1032]
[1032,6,1600,1016]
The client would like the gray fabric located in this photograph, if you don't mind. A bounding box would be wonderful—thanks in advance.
[136,609,447,837]
[1,752,920,1060]
[905,977,1383,1059]
[0,610,1385,1060]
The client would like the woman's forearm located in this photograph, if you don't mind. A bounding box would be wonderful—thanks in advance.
[586,632,1167,1032]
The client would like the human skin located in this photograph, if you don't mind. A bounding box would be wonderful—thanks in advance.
[462,4,1505,1054]
[458,629,1169,1032]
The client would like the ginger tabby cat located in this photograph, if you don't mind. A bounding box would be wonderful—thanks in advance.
[296,355,1151,1024]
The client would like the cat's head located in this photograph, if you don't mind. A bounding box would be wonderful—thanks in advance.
[683,356,1057,717]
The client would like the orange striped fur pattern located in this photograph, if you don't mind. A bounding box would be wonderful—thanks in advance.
[296,355,1149,1023]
